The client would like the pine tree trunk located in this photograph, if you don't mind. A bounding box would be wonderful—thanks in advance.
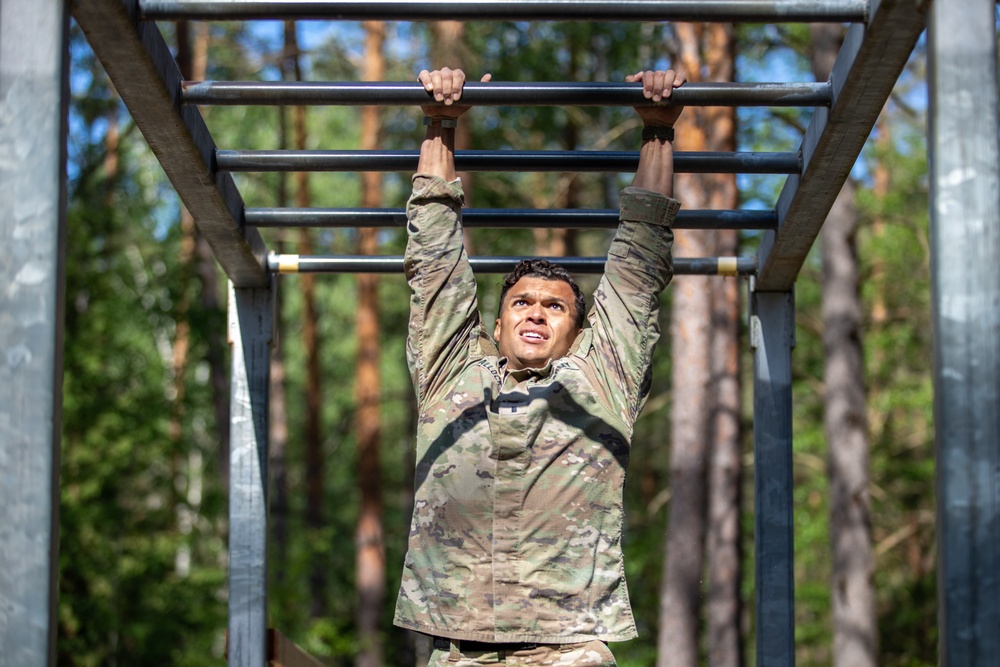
[283,21,328,620]
[271,34,293,618]
[657,22,713,667]
[702,23,744,667]
[811,23,878,667]
[171,20,212,575]
[355,21,387,667]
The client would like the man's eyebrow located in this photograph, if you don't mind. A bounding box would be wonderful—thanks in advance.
[510,291,570,304]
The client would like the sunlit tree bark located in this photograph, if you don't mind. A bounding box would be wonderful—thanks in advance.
[658,22,741,667]
[658,23,713,667]
[810,22,878,667]
[703,23,743,667]
[355,20,387,667]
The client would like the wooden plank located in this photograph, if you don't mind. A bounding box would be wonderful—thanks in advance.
[755,0,927,290]
[268,629,325,667]
[72,0,269,288]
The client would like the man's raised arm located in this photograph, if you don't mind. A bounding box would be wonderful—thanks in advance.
[587,67,686,418]
[404,67,492,406]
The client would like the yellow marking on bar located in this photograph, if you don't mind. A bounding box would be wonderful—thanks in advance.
[718,257,739,276]
[278,255,300,273]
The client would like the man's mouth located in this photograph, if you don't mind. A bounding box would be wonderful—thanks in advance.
[520,330,547,341]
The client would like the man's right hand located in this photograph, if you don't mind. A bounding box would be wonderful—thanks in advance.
[418,67,492,120]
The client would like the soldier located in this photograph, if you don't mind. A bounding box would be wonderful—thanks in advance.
[395,66,685,666]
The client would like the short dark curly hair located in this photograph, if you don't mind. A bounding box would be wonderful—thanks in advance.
[497,259,587,329]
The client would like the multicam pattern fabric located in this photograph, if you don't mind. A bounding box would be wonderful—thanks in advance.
[394,174,678,644]
[429,639,618,666]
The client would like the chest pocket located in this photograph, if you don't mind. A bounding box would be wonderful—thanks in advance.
[497,396,528,416]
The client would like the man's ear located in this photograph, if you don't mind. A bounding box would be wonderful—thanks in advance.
[493,318,501,340]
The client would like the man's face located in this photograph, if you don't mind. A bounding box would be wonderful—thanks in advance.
[494,276,583,371]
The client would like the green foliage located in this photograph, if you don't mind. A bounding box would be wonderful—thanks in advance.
[59,27,226,667]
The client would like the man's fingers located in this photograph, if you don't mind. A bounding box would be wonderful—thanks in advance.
[438,67,465,105]
[419,67,469,104]
[481,73,492,83]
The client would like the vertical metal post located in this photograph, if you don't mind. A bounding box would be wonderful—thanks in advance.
[750,287,796,666]
[928,0,1000,663]
[0,1,70,665]
[227,281,274,667]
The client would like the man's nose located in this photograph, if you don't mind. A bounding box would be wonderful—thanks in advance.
[527,303,546,321]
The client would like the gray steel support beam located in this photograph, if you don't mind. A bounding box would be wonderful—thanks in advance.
[755,0,927,291]
[140,0,867,22]
[72,0,269,288]
[749,289,795,667]
[0,2,69,666]
[268,254,756,276]
[928,0,1000,663]
[218,150,800,175]
[183,80,832,108]
[246,207,778,231]
[227,281,274,667]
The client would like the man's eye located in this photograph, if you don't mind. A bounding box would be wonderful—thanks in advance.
[514,299,527,306]
[550,303,564,310]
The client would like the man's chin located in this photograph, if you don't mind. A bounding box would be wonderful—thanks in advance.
[510,351,550,370]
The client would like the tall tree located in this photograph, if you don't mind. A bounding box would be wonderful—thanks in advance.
[658,22,739,667]
[355,21,387,667]
[176,21,230,485]
[271,24,295,623]
[702,23,744,667]
[284,21,328,620]
[171,19,213,577]
[810,23,877,667]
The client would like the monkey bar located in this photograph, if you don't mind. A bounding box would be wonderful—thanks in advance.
[245,207,779,230]
[182,80,832,107]
[268,255,758,276]
[139,0,868,22]
[4,1,997,667]
[216,149,801,174]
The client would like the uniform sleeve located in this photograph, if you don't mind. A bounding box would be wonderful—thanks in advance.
[587,186,679,421]
[404,174,482,407]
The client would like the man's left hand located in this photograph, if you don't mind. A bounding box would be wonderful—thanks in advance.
[626,68,686,127]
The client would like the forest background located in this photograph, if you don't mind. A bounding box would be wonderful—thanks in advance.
[59,14,939,667]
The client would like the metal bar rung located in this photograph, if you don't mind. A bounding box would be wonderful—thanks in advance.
[269,254,756,276]
[247,207,778,231]
[140,0,868,23]
[219,150,801,175]
[183,80,832,108]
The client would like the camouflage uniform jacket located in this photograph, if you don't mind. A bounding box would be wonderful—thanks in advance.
[394,174,678,644]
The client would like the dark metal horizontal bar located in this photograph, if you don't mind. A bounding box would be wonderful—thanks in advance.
[140,0,867,23]
[269,254,756,276]
[219,150,801,174]
[183,81,832,108]
[247,207,778,230]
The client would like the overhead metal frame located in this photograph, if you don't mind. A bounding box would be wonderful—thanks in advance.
[73,0,269,288]
[755,0,928,290]
[11,0,992,666]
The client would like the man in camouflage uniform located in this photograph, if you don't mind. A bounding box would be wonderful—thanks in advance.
[394,66,685,666]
